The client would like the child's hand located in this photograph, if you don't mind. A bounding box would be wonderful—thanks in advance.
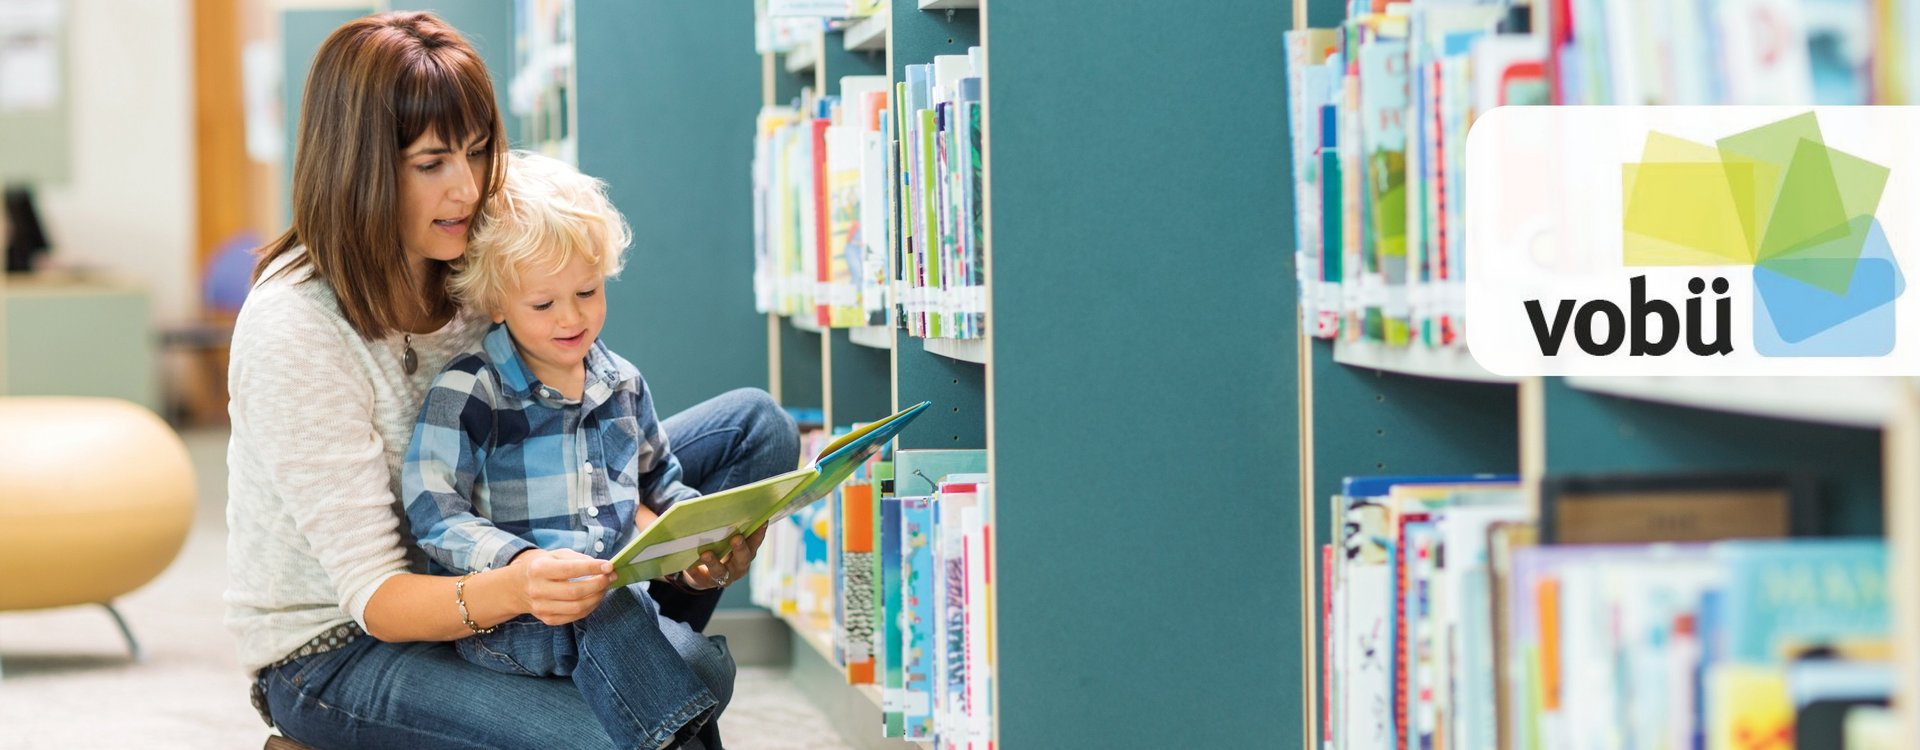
[678,528,766,590]
[509,548,613,626]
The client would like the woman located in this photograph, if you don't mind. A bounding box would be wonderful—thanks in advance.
[225,12,796,749]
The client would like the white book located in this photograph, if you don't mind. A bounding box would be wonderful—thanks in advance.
[1717,0,1815,104]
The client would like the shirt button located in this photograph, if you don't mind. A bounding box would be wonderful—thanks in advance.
[587,506,599,517]
[593,541,605,553]
[582,462,593,475]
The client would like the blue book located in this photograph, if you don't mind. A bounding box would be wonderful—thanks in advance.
[1716,539,1888,664]
[880,495,906,736]
[901,496,937,739]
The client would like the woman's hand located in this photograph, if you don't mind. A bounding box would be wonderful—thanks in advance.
[678,525,768,590]
[508,548,614,626]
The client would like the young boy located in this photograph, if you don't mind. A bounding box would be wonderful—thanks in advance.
[402,152,732,750]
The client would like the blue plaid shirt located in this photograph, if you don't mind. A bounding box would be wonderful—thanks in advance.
[402,323,700,575]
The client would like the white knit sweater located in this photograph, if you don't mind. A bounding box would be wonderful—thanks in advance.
[223,255,485,672]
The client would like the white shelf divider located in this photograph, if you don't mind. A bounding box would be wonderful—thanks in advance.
[783,41,819,74]
[1565,375,1896,429]
[917,0,979,8]
[790,314,825,334]
[1331,339,1517,384]
[843,14,887,52]
[849,324,895,350]
[922,336,987,364]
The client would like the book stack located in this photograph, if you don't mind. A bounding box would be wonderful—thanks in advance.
[753,80,894,328]
[1285,4,1543,348]
[895,48,986,341]
[887,449,991,748]
[1318,472,1894,750]
[749,445,995,748]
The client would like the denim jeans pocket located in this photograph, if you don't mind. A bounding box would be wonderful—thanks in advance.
[457,617,561,677]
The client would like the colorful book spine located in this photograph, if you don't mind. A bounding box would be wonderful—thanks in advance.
[841,478,878,684]
[881,492,907,736]
[901,495,937,739]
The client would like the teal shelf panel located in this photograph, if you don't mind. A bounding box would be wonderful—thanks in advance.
[389,0,520,147]
[576,0,767,417]
[893,328,984,450]
[887,0,985,453]
[987,2,1300,747]
[1541,377,1882,536]
[1307,0,1347,28]
[773,48,812,105]
[890,3,977,79]
[281,8,375,227]
[828,328,891,426]
[1308,341,1519,547]
[781,323,825,411]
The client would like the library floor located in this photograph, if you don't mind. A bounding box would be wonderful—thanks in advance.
[0,429,855,750]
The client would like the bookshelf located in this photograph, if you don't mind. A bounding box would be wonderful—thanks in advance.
[751,0,1298,746]
[1288,0,1920,745]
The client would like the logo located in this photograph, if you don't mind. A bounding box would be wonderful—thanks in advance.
[1465,107,1917,376]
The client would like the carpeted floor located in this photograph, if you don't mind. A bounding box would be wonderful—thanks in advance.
[0,428,851,750]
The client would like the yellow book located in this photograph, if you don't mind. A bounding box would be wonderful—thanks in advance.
[1706,664,1791,750]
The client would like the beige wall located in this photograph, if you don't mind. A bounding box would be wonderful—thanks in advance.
[37,0,196,327]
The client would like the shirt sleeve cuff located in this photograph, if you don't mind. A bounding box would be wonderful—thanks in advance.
[477,534,538,573]
[344,569,404,631]
[657,482,702,512]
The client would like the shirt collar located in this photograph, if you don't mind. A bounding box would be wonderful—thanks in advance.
[482,323,638,404]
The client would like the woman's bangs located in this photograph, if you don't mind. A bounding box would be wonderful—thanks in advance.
[394,48,497,151]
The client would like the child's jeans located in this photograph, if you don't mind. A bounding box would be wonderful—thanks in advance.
[456,584,735,750]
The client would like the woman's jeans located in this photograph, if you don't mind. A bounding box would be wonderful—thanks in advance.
[259,389,800,750]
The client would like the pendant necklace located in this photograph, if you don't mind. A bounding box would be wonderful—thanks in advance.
[403,334,418,374]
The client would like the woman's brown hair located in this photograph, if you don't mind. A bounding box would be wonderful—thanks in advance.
[255,11,507,340]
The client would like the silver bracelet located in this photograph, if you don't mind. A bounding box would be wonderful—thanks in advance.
[456,572,497,635]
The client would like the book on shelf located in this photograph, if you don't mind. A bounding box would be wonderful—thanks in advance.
[1286,0,1898,365]
[895,48,986,343]
[888,449,988,746]
[607,401,930,586]
[1316,468,1892,750]
[753,74,896,329]
[1537,470,1821,544]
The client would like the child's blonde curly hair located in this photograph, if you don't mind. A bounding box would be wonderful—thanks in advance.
[450,151,630,312]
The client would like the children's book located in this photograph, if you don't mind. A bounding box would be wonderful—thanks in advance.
[608,401,932,586]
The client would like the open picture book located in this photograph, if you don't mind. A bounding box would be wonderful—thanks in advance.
[608,400,932,587]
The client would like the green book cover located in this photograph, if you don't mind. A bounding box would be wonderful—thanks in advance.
[608,401,931,586]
